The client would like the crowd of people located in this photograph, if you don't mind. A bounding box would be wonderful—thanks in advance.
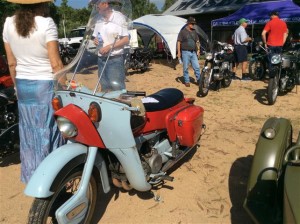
[2,0,290,185]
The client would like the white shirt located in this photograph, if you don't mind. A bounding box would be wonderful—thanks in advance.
[3,16,58,80]
[92,10,129,56]
[232,26,249,46]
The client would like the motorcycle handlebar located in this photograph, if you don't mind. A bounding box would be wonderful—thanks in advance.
[126,91,146,96]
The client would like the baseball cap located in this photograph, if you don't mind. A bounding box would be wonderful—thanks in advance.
[239,18,249,24]
[187,17,196,24]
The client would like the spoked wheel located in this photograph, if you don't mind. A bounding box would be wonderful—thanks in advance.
[249,60,265,80]
[221,69,232,88]
[28,169,99,224]
[267,75,279,105]
[198,63,211,97]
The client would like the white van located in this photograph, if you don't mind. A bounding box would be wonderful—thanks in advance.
[59,26,86,50]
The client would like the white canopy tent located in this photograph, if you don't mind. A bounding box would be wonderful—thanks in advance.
[132,15,187,59]
[132,14,210,59]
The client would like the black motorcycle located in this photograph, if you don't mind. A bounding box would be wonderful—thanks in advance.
[59,42,78,65]
[266,44,299,105]
[0,85,19,155]
[249,41,268,80]
[198,40,234,97]
[124,47,153,74]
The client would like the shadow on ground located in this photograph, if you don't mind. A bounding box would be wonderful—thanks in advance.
[229,155,254,224]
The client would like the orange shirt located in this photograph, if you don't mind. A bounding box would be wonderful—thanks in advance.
[263,17,288,47]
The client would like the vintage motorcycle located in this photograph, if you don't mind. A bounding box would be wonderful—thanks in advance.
[248,40,268,80]
[244,117,300,223]
[24,1,207,223]
[124,46,153,74]
[0,55,19,154]
[59,42,78,65]
[198,40,234,97]
[266,44,299,105]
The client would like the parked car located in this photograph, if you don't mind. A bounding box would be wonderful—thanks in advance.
[244,117,300,224]
[58,26,86,50]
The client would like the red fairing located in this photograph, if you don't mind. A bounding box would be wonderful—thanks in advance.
[55,104,105,148]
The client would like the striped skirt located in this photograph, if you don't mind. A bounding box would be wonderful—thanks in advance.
[16,79,65,183]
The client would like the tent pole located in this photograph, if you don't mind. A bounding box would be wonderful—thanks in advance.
[211,25,213,42]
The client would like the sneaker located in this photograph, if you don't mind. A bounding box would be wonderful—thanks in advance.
[241,76,252,81]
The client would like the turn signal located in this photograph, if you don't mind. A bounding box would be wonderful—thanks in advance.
[88,102,101,122]
[52,96,62,111]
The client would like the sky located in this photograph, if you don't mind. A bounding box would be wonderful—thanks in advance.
[54,0,165,10]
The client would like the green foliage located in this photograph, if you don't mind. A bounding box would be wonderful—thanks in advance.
[131,0,159,19]
[162,0,176,11]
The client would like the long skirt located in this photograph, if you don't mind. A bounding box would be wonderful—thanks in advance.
[16,79,64,183]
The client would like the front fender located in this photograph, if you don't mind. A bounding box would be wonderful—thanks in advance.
[24,143,109,198]
[244,117,292,223]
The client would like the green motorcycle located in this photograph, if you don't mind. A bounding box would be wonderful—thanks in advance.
[244,117,300,224]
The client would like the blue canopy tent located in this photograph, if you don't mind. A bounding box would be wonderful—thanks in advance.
[211,0,300,40]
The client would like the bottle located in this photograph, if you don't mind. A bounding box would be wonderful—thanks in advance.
[179,58,182,64]
[96,32,103,53]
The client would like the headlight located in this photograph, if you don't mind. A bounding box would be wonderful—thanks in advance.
[56,116,78,138]
[264,128,276,139]
[222,62,229,70]
[271,54,281,64]
[206,53,213,60]
[255,46,260,51]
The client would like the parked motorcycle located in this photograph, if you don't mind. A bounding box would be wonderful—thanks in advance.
[198,40,234,97]
[266,44,299,105]
[244,117,300,223]
[124,46,153,74]
[24,1,207,223]
[59,42,78,65]
[249,40,268,80]
[0,55,19,154]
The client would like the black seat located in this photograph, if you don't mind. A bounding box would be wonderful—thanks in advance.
[143,88,184,112]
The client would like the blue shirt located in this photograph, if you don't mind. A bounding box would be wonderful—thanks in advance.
[232,26,249,46]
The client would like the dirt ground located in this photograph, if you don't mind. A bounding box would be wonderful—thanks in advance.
[0,59,299,224]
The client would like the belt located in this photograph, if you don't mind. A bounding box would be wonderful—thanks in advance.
[182,49,196,52]
[100,54,123,59]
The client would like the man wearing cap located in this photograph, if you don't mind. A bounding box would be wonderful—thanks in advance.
[177,16,201,87]
[262,11,288,57]
[93,0,129,91]
[232,18,252,80]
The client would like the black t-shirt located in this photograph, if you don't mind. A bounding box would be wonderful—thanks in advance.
[178,28,199,51]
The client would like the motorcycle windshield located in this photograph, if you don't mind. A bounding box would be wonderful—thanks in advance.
[55,0,134,99]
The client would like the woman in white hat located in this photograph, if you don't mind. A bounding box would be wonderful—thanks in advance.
[2,0,65,183]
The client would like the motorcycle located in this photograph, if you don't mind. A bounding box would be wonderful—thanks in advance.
[248,40,268,80]
[24,1,207,223]
[0,55,19,154]
[265,44,299,105]
[124,46,153,74]
[59,42,78,65]
[198,40,234,97]
[244,117,300,223]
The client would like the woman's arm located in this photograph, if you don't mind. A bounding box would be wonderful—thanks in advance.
[4,42,17,86]
[47,40,63,73]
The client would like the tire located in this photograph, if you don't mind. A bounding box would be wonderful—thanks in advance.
[198,63,211,97]
[221,69,232,88]
[249,60,265,80]
[28,169,99,224]
[267,75,279,105]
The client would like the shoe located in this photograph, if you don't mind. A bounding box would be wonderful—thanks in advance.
[241,76,252,81]
[185,83,190,87]
[232,76,241,80]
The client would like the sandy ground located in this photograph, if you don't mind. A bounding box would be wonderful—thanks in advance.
[0,59,299,224]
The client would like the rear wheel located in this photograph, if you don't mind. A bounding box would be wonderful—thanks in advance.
[28,169,99,224]
[249,60,265,80]
[267,75,279,105]
[198,63,211,97]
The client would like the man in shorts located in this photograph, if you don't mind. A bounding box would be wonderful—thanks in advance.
[232,18,252,80]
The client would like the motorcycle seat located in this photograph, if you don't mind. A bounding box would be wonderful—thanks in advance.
[143,88,184,112]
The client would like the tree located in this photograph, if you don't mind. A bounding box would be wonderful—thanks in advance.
[162,0,176,12]
[131,0,159,19]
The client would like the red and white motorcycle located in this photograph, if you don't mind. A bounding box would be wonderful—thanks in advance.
[25,1,206,223]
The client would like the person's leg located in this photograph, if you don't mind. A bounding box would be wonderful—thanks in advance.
[190,52,200,82]
[182,51,190,85]
[105,56,126,90]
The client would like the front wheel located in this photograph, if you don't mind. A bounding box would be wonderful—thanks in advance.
[28,169,99,224]
[198,63,211,97]
[267,75,279,105]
